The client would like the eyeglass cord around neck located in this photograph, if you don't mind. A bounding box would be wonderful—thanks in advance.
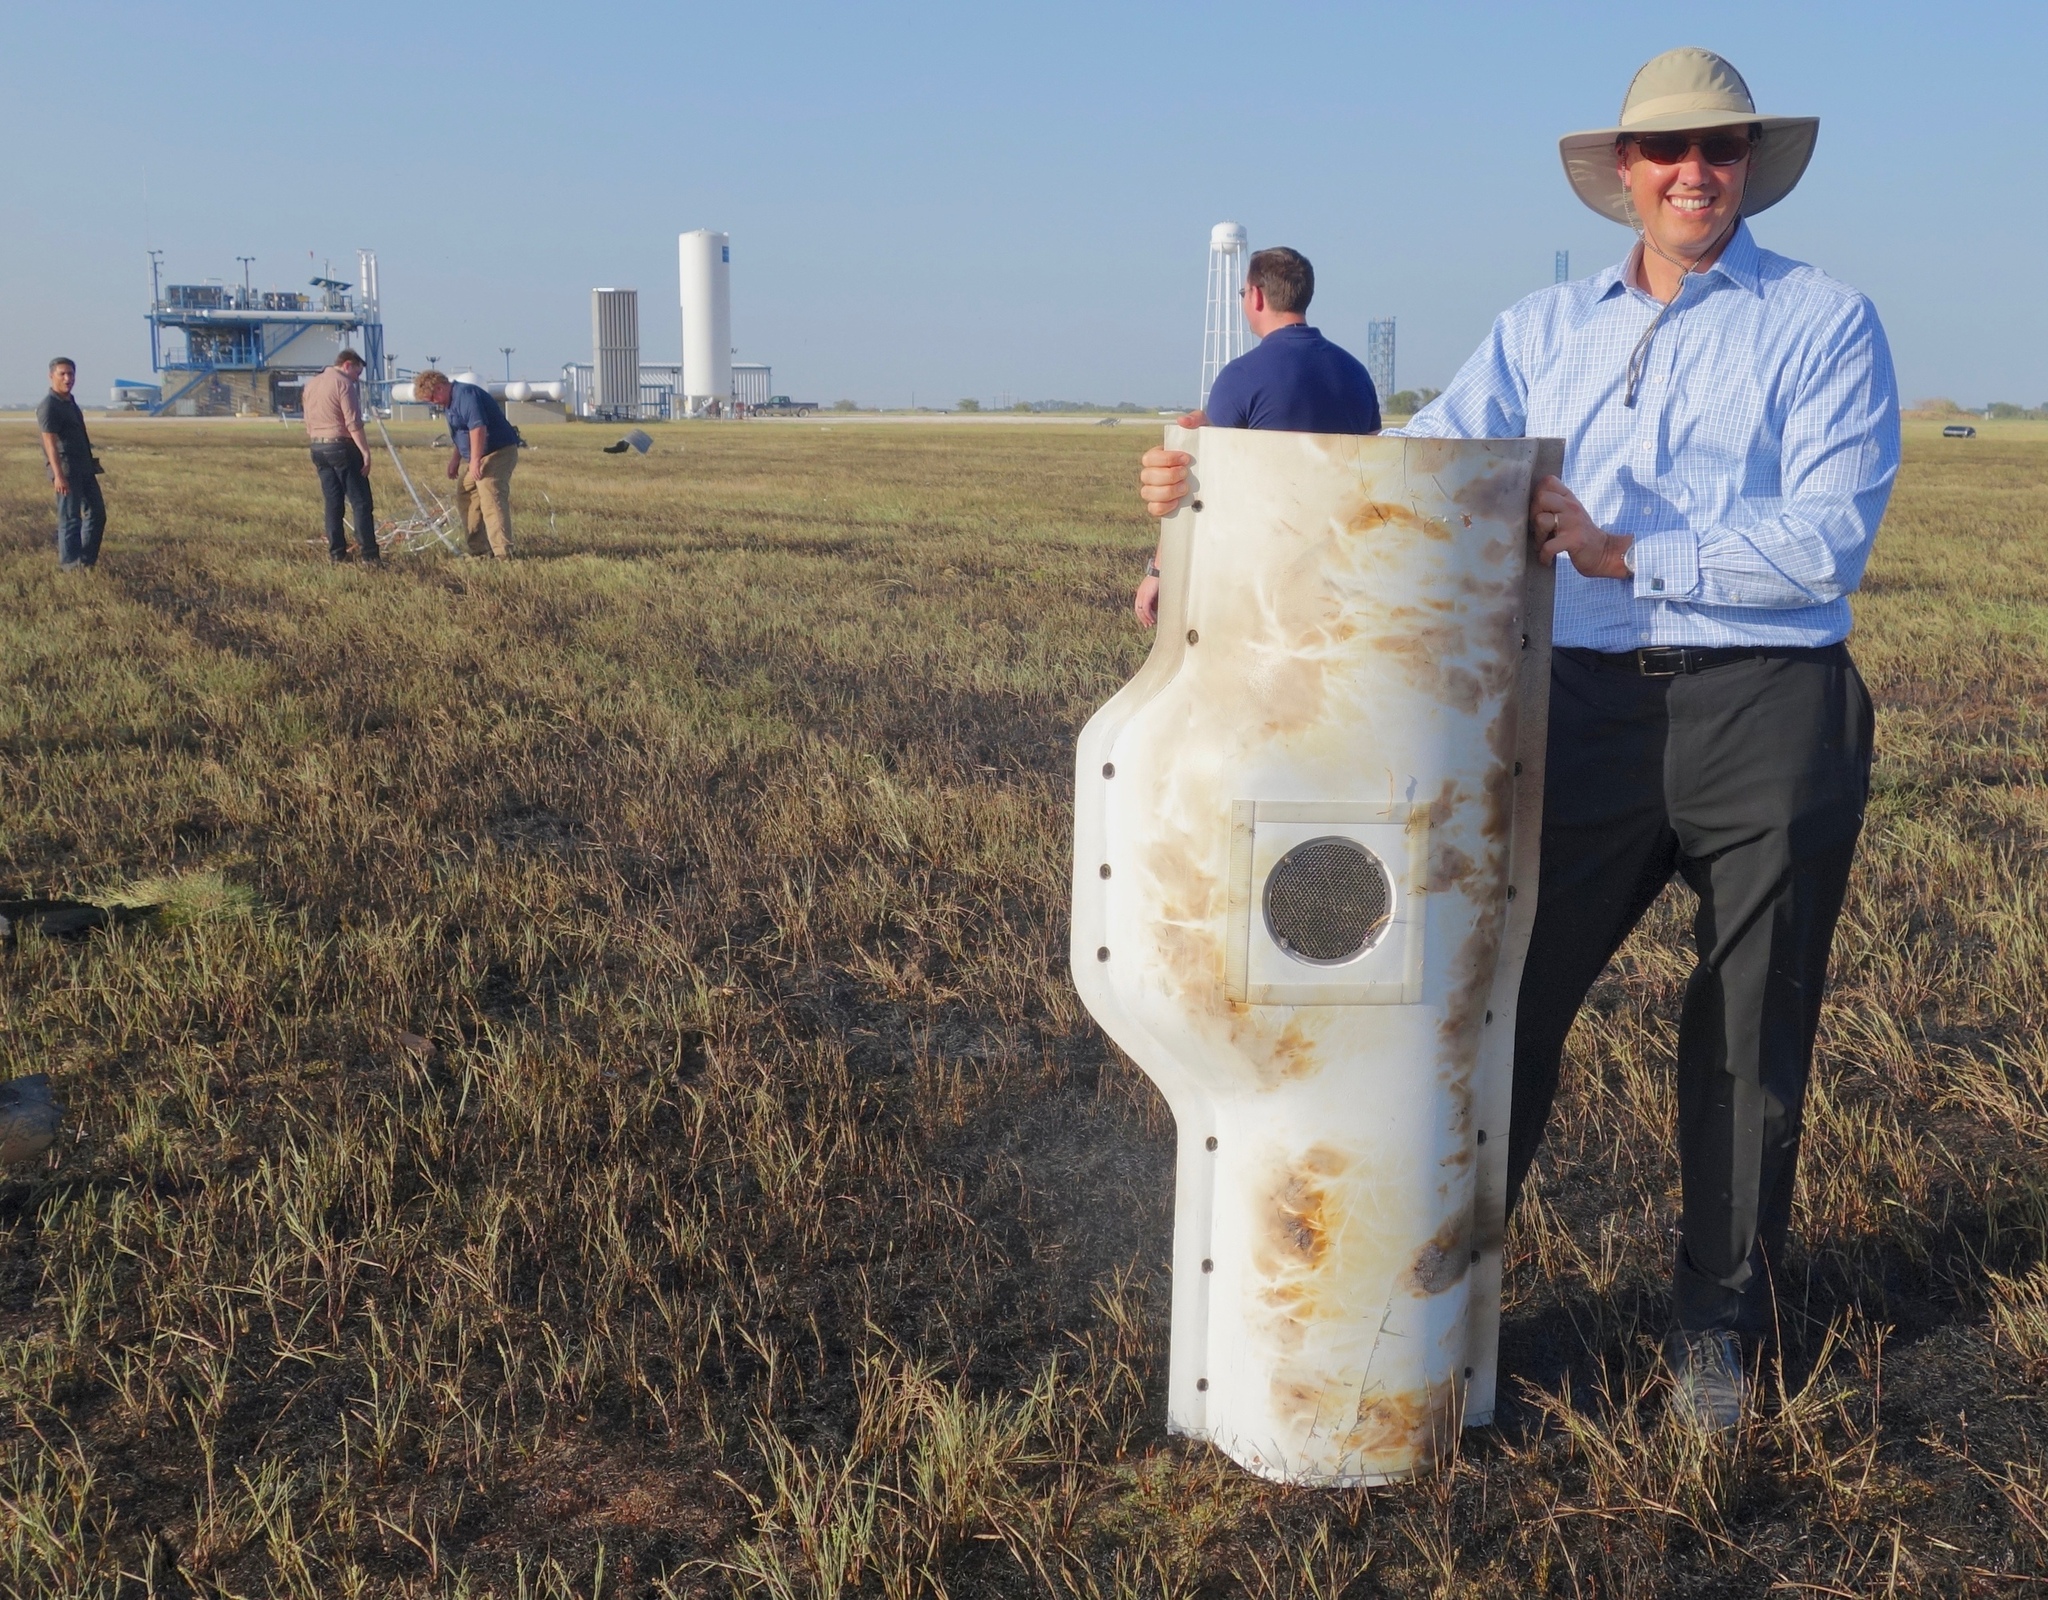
[1622,207,1741,408]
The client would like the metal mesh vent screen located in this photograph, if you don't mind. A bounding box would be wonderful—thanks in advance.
[1262,837,1392,965]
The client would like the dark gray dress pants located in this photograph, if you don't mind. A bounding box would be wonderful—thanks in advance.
[1505,645,1875,1335]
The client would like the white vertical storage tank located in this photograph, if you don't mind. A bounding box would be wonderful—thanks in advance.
[592,288,641,419]
[678,230,731,415]
[1071,427,1561,1484]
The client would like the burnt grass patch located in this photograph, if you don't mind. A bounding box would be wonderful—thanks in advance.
[0,418,2045,1595]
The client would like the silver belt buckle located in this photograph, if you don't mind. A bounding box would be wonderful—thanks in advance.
[1636,647,1687,677]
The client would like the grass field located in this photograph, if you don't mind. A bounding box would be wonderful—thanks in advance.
[1,415,2045,1597]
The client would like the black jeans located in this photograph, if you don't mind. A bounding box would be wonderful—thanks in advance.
[311,441,377,559]
[54,470,106,567]
[1507,646,1874,1336]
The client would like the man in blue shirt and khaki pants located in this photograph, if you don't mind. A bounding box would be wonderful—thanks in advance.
[414,369,521,559]
[1138,48,1898,1432]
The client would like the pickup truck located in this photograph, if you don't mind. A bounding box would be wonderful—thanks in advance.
[751,396,818,417]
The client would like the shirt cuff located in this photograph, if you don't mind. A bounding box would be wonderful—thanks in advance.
[1627,529,1699,600]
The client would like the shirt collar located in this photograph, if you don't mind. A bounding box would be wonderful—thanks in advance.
[1595,219,1762,301]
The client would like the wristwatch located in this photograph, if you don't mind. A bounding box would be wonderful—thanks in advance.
[1620,541,1636,576]
[1146,560,1161,578]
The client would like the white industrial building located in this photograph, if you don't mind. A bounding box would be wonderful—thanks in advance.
[556,231,765,419]
[592,288,641,420]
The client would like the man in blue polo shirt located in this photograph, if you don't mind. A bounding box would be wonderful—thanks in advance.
[1204,247,1381,434]
[414,369,521,559]
[1133,247,1379,624]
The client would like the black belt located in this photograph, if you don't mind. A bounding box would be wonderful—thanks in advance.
[1559,642,1847,678]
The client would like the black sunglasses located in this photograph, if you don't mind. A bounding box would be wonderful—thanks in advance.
[1629,131,1753,167]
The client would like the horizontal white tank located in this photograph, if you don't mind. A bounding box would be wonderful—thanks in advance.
[1071,427,1560,1484]
[678,229,731,413]
[496,381,566,403]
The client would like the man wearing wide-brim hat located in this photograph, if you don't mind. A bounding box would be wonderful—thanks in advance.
[1139,47,1899,1431]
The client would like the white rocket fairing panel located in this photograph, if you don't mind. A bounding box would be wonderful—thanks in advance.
[1071,427,1558,1484]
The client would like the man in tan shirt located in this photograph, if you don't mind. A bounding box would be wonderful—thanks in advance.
[302,350,377,563]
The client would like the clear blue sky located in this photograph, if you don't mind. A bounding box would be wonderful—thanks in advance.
[2,1,2040,409]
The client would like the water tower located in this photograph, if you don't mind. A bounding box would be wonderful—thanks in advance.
[679,230,732,416]
[1200,222,1251,410]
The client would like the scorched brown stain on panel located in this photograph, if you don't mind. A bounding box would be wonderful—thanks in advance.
[1256,1144,1346,1278]
[1142,805,1331,1087]
[1343,499,1420,538]
[1451,453,1535,530]
[1407,1211,1472,1295]
[1429,842,1477,891]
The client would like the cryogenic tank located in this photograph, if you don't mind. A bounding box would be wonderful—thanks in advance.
[593,287,641,416]
[678,229,731,414]
[1071,426,1559,1484]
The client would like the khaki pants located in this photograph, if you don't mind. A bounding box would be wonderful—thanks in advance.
[456,446,518,558]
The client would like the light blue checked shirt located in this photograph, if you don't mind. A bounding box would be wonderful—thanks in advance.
[1395,222,1900,651]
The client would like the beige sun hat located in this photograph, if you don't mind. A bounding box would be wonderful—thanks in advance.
[1559,47,1819,226]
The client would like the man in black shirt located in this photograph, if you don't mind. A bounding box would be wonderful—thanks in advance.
[36,358,105,570]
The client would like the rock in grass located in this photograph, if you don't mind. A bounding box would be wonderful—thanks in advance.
[0,1075,62,1166]
[0,899,155,945]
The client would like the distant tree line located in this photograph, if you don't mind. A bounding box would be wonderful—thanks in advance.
[1382,388,1442,417]
[1014,400,1154,414]
[1912,397,2048,420]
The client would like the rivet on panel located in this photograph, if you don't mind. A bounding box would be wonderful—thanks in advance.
[1506,885,1517,900]
[1186,629,1200,645]
[1514,761,1523,775]
[1201,1259,1214,1273]
[1484,1010,1493,1025]
[1190,499,1204,511]
[1102,762,1115,779]
[1099,863,1112,879]
[1205,1136,1218,1151]
[1476,1130,1488,1145]
[1465,1366,1475,1379]
[1096,947,1110,962]
[1196,1378,1209,1391]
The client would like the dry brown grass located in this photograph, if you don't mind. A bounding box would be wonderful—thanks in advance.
[0,415,2043,1597]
